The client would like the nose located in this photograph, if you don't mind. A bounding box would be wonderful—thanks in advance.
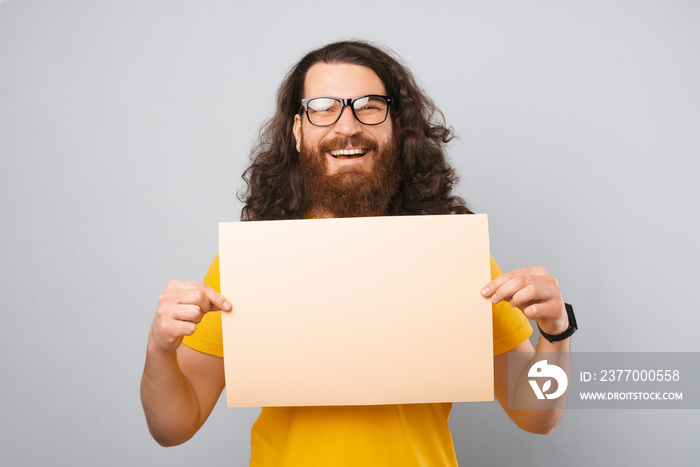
[333,104,362,137]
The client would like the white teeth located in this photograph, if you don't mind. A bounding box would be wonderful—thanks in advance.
[330,148,367,156]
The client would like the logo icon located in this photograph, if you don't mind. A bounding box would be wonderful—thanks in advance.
[528,360,568,400]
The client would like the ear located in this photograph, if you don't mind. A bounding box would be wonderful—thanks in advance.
[293,114,302,152]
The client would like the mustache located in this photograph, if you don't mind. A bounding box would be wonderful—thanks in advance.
[317,136,379,153]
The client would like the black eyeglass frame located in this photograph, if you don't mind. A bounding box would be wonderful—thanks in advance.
[300,95,393,127]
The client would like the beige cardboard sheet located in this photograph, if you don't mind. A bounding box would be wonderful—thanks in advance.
[218,214,493,407]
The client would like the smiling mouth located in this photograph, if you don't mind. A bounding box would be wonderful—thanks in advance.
[329,148,368,159]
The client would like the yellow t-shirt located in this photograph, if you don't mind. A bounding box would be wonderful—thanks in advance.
[182,254,532,466]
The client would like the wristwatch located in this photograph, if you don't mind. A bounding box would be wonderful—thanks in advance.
[537,303,578,343]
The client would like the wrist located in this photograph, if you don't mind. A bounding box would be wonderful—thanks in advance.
[537,303,578,343]
[147,330,180,357]
[536,317,569,336]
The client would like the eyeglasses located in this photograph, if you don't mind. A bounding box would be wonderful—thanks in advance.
[300,95,392,127]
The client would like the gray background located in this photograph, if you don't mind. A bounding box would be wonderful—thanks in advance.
[1,0,699,465]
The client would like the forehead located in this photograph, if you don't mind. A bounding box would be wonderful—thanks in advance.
[303,63,387,98]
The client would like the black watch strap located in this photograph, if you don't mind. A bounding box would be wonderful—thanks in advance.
[538,303,578,343]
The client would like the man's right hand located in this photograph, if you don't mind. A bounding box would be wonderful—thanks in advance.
[148,280,232,354]
[141,280,229,446]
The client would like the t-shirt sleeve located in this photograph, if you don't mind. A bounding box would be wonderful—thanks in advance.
[181,254,225,357]
[490,256,533,355]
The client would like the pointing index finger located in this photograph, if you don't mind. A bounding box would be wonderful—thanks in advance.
[481,266,544,297]
[481,269,517,298]
[195,282,232,313]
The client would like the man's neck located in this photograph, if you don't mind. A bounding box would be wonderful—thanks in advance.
[309,207,335,219]
[310,207,390,219]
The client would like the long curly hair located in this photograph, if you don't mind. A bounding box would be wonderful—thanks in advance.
[240,40,472,221]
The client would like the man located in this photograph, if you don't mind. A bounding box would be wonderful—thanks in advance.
[141,40,574,465]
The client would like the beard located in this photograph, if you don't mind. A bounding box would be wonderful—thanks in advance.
[298,130,401,218]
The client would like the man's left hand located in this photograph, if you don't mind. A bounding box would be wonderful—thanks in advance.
[481,266,568,336]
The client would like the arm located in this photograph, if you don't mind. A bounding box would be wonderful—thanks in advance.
[483,266,572,434]
[140,281,231,446]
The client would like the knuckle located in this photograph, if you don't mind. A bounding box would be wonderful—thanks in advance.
[183,322,197,336]
[164,320,186,338]
[528,283,540,299]
[510,292,529,307]
[542,274,559,290]
[159,320,175,337]
[188,305,204,321]
[186,289,203,305]
[527,303,540,317]
[156,303,171,319]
